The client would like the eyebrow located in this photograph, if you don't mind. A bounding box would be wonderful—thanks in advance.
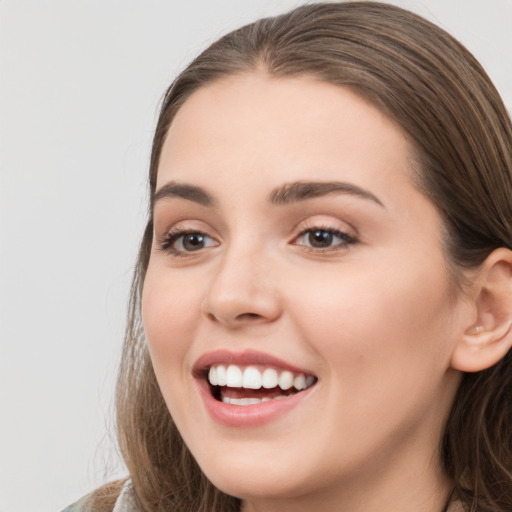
[268,181,384,207]
[153,182,216,207]
[153,180,384,209]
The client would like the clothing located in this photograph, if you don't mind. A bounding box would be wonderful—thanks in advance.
[60,492,89,512]
[61,481,139,512]
[62,494,90,512]
[111,481,139,512]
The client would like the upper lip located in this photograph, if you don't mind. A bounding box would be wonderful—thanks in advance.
[192,349,316,378]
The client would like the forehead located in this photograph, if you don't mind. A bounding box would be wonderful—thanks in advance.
[157,73,415,199]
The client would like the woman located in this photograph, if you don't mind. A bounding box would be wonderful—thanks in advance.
[65,2,512,511]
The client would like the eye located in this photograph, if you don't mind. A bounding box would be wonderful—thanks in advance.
[160,230,218,255]
[294,227,357,251]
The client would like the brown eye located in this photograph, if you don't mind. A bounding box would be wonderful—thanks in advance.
[308,230,334,248]
[161,230,218,255]
[294,227,357,251]
[182,233,206,251]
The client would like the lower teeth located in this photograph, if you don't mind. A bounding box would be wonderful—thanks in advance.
[222,396,288,405]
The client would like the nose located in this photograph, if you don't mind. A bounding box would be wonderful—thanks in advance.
[201,244,282,328]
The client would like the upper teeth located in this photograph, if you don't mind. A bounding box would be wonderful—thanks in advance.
[208,364,315,391]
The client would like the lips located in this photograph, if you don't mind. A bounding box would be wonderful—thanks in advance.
[193,350,317,426]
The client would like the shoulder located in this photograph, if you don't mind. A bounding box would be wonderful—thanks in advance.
[61,480,138,512]
[60,492,92,512]
[112,480,139,512]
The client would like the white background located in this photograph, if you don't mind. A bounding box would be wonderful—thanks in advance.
[1,1,511,511]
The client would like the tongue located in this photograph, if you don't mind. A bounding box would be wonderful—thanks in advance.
[220,387,295,400]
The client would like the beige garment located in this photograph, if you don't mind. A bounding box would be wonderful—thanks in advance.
[112,481,140,512]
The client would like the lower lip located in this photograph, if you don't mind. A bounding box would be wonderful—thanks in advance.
[196,379,315,427]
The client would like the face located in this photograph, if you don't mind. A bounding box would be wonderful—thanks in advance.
[143,74,467,508]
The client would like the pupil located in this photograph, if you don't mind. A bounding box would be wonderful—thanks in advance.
[183,233,204,251]
[309,230,332,247]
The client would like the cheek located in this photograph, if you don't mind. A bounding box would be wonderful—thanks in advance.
[141,264,212,433]
[142,265,203,375]
[282,258,457,455]
[289,254,455,390]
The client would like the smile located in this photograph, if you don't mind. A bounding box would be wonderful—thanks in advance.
[208,365,316,405]
[193,350,318,426]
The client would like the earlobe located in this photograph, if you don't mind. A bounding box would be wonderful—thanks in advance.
[450,248,512,373]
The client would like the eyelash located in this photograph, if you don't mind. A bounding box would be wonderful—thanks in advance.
[159,229,218,257]
[158,225,358,257]
[293,225,358,252]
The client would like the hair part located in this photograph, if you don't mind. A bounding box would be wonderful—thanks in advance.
[94,3,512,511]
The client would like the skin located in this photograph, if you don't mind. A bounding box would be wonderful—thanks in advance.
[142,73,474,512]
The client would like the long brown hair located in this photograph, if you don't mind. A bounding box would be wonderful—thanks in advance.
[92,2,512,511]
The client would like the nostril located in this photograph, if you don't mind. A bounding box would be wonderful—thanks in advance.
[236,312,261,320]
[206,310,264,326]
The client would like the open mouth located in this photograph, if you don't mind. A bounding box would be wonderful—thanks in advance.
[206,364,317,405]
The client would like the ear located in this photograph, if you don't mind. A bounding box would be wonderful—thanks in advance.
[451,248,512,373]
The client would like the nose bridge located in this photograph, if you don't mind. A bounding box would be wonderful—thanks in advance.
[202,235,280,326]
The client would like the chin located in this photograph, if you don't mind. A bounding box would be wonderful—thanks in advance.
[197,452,321,501]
